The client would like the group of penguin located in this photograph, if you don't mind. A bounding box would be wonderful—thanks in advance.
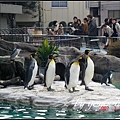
[9,47,114,93]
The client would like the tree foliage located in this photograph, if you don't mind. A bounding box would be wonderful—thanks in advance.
[16,2,38,18]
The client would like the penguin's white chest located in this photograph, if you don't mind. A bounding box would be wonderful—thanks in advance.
[84,57,94,86]
[67,62,80,89]
[28,59,38,87]
[45,60,56,88]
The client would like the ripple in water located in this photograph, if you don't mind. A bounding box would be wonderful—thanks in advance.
[0,102,120,119]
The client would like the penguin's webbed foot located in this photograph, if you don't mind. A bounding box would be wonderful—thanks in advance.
[73,87,79,92]
[27,86,34,90]
[105,83,110,86]
[47,87,54,91]
[69,89,74,93]
[85,87,94,91]
[64,84,67,89]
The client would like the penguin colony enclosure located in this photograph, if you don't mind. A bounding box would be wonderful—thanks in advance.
[0,81,120,113]
[0,38,120,113]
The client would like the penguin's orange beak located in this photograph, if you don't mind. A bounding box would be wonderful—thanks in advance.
[30,55,33,58]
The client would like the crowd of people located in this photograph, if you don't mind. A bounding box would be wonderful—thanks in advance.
[47,14,120,49]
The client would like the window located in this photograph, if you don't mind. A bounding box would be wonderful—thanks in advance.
[108,10,120,18]
[51,1,67,7]
[90,7,99,17]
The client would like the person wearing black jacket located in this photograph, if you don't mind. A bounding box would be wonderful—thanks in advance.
[87,14,98,48]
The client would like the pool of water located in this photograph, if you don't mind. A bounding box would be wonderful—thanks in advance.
[0,77,120,119]
[0,102,120,119]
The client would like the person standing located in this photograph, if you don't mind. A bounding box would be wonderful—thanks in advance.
[87,14,98,48]
[77,19,84,35]
[71,16,78,35]
[83,18,89,47]
[111,18,120,42]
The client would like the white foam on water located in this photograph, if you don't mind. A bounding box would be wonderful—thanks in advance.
[37,110,47,112]
[56,113,66,116]
[0,115,13,119]
[37,113,46,115]
[35,116,46,119]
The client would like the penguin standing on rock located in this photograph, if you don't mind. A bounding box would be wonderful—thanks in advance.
[64,56,83,93]
[10,48,21,60]
[44,54,56,91]
[24,52,38,90]
[101,69,115,86]
[10,47,21,76]
[80,50,94,91]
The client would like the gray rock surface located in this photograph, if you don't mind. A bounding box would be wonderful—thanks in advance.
[0,80,120,113]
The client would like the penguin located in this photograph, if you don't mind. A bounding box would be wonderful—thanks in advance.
[64,56,83,93]
[10,48,21,60]
[101,69,115,86]
[24,52,38,90]
[44,54,56,91]
[80,50,94,91]
[10,48,21,76]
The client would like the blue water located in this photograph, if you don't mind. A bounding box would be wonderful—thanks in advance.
[0,102,120,119]
[0,84,120,119]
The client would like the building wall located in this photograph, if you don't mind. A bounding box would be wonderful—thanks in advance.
[0,14,7,28]
[89,1,120,25]
[42,1,89,27]
[0,3,22,14]
[101,1,120,24]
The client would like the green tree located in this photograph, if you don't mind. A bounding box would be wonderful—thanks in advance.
[16,2,38,18]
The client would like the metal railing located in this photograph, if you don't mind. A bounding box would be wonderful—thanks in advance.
[0,27,120,54]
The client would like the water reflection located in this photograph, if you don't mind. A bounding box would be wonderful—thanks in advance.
[0,102,120,119]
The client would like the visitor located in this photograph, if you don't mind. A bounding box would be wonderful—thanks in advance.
[57,24,64,35]
[104,18,109,25]
[72,16,78,28]
[87,14,98,48]
[111,18,120,42]
[71,16,78,35]
[101,24,114,49]
[83,18,89,47]
[77,19,84,35]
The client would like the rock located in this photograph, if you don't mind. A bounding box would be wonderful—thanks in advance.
[0,39,37,56]
[0,76,23,88]
[58,47,120,83]
[0,56,25,85]
[0,42,120,84]
[0,81,120,113]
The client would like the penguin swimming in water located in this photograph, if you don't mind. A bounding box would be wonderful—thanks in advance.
[44,54,56,91]
[80,50,94,91]
[64,56,83,93]
[24,52,38,90]
[101,69,115,86]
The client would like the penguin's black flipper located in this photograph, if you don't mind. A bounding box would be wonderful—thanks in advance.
[108,77,112,84]
[24,59,35,88]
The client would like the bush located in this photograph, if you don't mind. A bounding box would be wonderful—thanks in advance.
[107,41,120,58]
[36,38,59,67]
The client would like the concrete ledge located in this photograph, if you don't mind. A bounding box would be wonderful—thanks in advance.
[0,81,120,113]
